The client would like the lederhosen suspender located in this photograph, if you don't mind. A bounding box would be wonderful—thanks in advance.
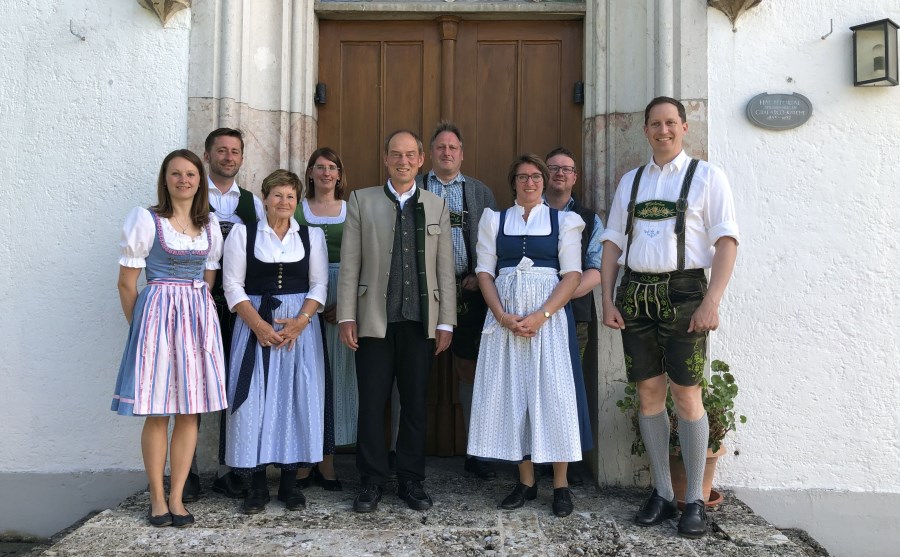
[623,158,699,273]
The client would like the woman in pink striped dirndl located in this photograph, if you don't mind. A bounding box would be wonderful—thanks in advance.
[111,149,227,528]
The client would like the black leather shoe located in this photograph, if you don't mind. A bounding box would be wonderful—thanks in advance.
[148,509,172,527]
[499,482,537,510]
[353,484,383,513]
[181,472,201,503]
[242,488,270,514]
[552,487,574,517]
[277,487,307,511]
[634,489,678,526]
[398,480,433,511]
[171,511,194,528]
[677,499,708,539]
[464,457,497,480]
[212,471,248,499]
[388,451,398,480]
[313,465,343,491]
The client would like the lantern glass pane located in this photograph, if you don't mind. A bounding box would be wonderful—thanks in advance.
[888,23,898,82]
[856,27,886,83]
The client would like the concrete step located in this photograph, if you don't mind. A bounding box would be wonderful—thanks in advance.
[32,456,824,557]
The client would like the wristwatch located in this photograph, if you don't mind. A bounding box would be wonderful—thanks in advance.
[541,307,551,319]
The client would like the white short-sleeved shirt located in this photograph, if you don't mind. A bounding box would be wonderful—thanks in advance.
[600,151,740,273]
[222,217,329,311]
[207,178,265,225]
[475,202,585,277]
[119,206,223,270]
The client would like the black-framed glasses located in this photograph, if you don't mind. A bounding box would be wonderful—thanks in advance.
[547,165,576,175]
[514,173,544,183]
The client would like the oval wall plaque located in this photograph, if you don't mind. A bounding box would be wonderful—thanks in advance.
[746,92,812,130]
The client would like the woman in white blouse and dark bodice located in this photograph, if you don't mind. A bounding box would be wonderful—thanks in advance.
[467,154,585,518]
[112,149,227,528]
[293,147,352,491]
[221,169,328,514]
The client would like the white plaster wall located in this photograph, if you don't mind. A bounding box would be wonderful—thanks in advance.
[708,0,900,493]
[0,1,192,472]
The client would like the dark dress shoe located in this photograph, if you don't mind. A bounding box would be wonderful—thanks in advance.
[313,465,343,491]
[499,482,537,510]
[552,487,574,517]
[388,451,398,480]
[634,489,677,526]
[353,484,383,513]
[277,487,307,511]
[677,500,708,539]
[181,472,201,503]
[242,488,270,514]
[148,509,172,527]
[398,480,433,511]
[171,512,194,528]
[464,457,497,480]
[212,471,248,499]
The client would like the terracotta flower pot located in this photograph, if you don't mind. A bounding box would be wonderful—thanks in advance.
[669,444,727,509]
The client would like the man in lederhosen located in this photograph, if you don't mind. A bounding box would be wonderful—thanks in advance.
[182,128,265,501]
[600,97,739,539]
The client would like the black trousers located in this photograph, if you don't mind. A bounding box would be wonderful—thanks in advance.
[355,320,434,486]
[214,293,238,465]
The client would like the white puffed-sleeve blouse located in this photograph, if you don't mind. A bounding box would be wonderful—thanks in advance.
[119,206,223,269]
[222,218,329,312]
[475,202,585,277]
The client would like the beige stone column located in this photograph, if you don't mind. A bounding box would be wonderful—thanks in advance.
[582,0,709,487]
[187,0,318,195]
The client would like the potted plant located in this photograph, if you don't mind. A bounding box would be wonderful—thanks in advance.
[616,359,746,506]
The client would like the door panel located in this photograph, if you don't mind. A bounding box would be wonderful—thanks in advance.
[317,18,583,456]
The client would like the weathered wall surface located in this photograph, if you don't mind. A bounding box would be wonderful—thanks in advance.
[0,1,192,474]
[707,2,900,555]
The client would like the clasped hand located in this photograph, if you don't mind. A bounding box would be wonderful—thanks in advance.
[499,311,546,338]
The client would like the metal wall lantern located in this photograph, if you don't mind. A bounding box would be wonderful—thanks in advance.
[850,18,899,86]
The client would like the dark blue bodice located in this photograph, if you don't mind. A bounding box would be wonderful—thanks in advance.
[145,213,211,282]
[495,207,561,271]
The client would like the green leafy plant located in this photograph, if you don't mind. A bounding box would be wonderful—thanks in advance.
[616,359,747,456]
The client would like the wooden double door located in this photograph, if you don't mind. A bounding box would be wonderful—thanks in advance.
[318,18,584,454]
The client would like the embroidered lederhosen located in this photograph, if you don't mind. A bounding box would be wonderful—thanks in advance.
[618,159,700,323]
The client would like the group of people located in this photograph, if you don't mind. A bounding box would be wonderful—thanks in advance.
[111,96,738,540]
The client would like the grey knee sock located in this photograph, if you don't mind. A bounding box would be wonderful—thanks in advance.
[459,381,473,433]
[638,410,674,501]
[678,412,709,504]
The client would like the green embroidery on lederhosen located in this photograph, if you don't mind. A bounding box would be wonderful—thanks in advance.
[684,339,706,383]
[634,200,677,220]
[449,210,465,229]
[622,281,639,318]
[624,354,633,373]
[456,280,469,316]
[623,274,677,323]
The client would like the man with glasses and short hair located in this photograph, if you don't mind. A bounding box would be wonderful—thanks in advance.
[417,121,498,480]
[338,130,456,513]
[542,147,604,485]
[600,97,739,539]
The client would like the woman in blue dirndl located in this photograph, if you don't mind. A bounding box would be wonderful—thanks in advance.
[112,149,227,527]
[222,169,328,514]
[467,154,585,517]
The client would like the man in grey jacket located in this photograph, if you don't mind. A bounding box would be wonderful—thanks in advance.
[417,121,497,479]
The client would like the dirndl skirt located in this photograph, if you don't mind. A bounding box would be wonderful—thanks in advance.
[111,279,227,416]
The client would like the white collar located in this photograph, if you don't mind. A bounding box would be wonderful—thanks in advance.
[648,150,689,172]
[207,176,240,195]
